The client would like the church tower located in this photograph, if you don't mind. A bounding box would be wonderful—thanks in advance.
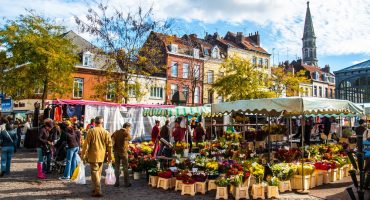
[302,1,318,66]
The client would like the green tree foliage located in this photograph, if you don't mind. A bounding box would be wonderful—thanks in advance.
[75,2,171,103]
[0,12,78,108]
[270,67,309,97]
[212,56,274,101]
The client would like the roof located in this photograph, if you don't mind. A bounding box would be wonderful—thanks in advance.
[153,32,194,52]
[223,31,269,54]
[335,59,370,73]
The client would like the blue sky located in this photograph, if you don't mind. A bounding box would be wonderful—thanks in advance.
[1,0,369,72]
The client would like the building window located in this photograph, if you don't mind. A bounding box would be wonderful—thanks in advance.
[193,48,199,58]
[330,88,333,98]
[325,88,328,98]
[194,87,200,104]
[83,52,93,67]
[252,56,257,66]
[128,87,136,97]
[207,70,214,84]
[73,78,84,98]
[171,62,178,77]
[208,90,214,104]
[106,83,115,100]
[319,86,322,97]
[170,44,178,53]
[183,86,189,101]
[264,59,269,68]
[211,46,220,59]
[258,58,263,67]
[150,87,163,99]
[204,49,209,56]
[170,84,178,98]
[313,86,317,97]
[305,88,309,96]
[183,63,189,78]
[194,65,200,79]
[217,96,223,103]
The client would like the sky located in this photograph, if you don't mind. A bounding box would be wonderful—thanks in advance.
[1,0,369,72]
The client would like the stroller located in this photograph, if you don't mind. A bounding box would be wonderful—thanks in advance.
[51,138,67,174]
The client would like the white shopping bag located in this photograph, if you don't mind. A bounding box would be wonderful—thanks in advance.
[75,162,86,185]
[105,164,116,185]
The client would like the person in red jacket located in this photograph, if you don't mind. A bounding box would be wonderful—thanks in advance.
[151,120,160,143]
[172,121,185,143]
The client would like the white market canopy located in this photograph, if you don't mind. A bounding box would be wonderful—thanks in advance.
[143,105,212,117]
[211,97,364,117]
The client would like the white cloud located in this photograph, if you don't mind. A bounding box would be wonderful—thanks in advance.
[1,0,370,58]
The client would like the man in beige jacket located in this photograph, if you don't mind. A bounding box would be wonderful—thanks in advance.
[81,116,113,197]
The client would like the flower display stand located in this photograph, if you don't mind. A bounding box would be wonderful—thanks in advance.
[330,168,338,182]
[232,186,249,200]
[170,177,176,188]
[148,175,158,187]
[267,186,279,199]
[343,165,349,177]
[310,174,316,188]
[252,184,265,200]
[175,180,183,191]
[315,171,323,186]
[208,180,217,191]
[278,180,292,192]
[337,167,344,180]
[216,187,228,200]
[133,172,141,180]
[181,183,195,196]
[319,169,330,184]
[292,175,310,190]
[157,177,171,190]
[195,181,207,194]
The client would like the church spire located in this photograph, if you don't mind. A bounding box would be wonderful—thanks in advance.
[302,1,318,66]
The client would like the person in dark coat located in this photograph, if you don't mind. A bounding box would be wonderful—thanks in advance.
[60,122,81,180]
[36,119,53,179]
[0,122,17,176]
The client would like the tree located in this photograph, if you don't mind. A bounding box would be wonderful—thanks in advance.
[212,56,274,101]
[269,67,309,97]
[0,12,78,108]
[75,2,171,103]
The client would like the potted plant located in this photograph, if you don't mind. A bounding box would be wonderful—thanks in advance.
[271,163,294,192]
[215,176,230,199]
[267,176,280,198]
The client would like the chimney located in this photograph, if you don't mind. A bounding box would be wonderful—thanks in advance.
[236,32,243,43]
[322,64,330,73]
[213,32,220,39]
[248,31,260,46]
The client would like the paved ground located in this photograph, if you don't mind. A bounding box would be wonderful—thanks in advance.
[0,149,366,200]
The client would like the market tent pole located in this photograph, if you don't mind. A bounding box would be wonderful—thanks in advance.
[298,114,309,194]
[290,116,293,148]
[267,116,271,163]
[211,106,213,141]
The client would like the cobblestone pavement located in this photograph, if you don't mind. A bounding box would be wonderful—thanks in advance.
[0,149,359,200]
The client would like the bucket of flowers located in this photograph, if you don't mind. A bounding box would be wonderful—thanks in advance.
[267,176,280,198]
[158,169,173,179]
[206,161,219,179]
[192,172,207,182]
[250,162,265,184]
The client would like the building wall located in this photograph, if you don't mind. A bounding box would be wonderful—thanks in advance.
[128,75,167,104]
[203,59,224,104]
[335,67,370,103]
[165,54,204,105]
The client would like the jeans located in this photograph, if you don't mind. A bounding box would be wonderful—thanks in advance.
[1,146,14,174]
[63,147,79,178]
[114,153,130,186]
[36,147,51,172]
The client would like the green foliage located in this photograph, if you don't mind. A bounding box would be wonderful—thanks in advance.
[0,11,78,105]
[212,56,274,101]
[270,67,309,97]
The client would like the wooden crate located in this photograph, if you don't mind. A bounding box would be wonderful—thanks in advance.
[216,187,228,200]
[267,186,279,199]
[251,184,265,200]
[315,171,324,186]
[310,174,316,188]
[181,183,195,196]
[330,168,338,182]
[278,180,292,192]
[148,175,158,187]
[291,175,310,190]
[208,180,217,191]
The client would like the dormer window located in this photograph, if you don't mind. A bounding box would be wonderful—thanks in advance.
[322,73,327,82]
[169,44,178,53]
[83,51,93,67]
[211,46,220,59]
[193,48,199,58]
[313,72,319,80]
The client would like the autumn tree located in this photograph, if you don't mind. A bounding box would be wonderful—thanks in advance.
[212,56,274,101]
[269,67,309,97]
[0,12,78,108]
[75,2,171,103]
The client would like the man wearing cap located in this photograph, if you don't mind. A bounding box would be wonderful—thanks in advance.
[81,116,113,197]
[111,122,132,187]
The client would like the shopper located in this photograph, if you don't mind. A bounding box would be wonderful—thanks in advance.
[355,119,368,151]
[81,116,113,197]
[151,120,160,143]
[158,120,170,155]
[195,122,206,145]
[111,122,132,187]
[172,121,185,143]
[0,122,17,177]
[36,119,53,179]
[60,122,81,180]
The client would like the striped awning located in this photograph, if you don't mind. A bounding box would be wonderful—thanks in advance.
[143,105,212,117]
